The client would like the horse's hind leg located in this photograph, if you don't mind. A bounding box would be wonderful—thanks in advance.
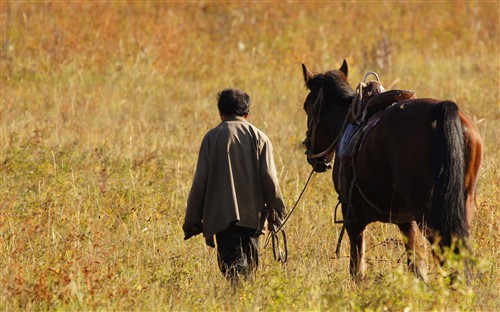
[398,221,428,281]
[346,222,367,280]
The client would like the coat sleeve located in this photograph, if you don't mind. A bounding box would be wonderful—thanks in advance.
[183,136,209,240]
[259,137,286,218]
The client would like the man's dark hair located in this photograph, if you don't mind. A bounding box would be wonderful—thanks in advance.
[217,89,250,116]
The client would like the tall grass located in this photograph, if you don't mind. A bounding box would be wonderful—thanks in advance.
[1,2,499,310]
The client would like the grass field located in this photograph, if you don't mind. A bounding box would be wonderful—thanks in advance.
[1,2,499,311]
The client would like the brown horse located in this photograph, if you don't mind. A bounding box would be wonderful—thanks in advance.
[301,60,482,281]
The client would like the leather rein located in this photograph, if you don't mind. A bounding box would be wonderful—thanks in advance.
[263,88,334,263]
[264,167,315,263]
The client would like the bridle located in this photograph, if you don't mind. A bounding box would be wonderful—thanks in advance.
[305,87,341,166]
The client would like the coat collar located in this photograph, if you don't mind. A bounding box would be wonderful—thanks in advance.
[221,115,248,123]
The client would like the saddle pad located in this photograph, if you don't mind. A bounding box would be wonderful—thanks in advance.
[338,118,380,165]
[338,123,363,165]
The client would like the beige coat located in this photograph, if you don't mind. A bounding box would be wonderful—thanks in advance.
[183,116,285,245]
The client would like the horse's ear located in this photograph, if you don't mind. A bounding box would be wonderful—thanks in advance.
[339,59,348,77]
[302,63,314,85]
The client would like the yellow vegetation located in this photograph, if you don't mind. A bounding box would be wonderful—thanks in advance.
[1,1,499,310]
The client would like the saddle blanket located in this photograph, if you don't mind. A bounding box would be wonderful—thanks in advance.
[338,118,380,165]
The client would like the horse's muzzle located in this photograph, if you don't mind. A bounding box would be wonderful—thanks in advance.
[306,153,332,173]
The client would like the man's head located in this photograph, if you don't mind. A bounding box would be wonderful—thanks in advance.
[217,89,250,117]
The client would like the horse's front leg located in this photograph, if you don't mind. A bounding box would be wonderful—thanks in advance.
[346,222,366,280]
[398,221,428,281]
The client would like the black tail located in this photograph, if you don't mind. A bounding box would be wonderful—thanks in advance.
[430,101,468,247]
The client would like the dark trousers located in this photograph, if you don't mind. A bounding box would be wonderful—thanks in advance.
[215,223,260,280]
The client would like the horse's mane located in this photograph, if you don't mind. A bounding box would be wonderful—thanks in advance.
[308,70,354,104]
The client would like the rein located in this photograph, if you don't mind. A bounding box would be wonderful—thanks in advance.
[265,168,315,262]
[309,135,341,159]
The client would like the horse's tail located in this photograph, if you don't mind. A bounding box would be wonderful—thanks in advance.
[430,101,468,247]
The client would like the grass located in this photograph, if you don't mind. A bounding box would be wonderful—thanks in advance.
[1,1,499,311]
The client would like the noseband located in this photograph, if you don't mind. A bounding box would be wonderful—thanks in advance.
[305,87,341,162]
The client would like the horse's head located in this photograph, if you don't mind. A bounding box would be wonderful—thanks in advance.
[302,60,354,172]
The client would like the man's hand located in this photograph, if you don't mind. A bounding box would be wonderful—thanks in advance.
[267,210,283,233]
[183,222,202,240]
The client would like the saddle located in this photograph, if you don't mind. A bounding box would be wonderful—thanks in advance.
[339,79,416,165]
[355,81,416,122]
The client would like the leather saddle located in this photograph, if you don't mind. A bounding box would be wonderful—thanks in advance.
[339,81,416,163]
[359,81,416,122]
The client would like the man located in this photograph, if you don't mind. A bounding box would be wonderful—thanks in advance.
[183,88,286,282]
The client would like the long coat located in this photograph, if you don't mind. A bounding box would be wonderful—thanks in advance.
[183,116,286,246]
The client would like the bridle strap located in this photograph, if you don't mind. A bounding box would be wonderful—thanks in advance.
[306,87,324,157]
[306,87,340,160]
[308,134,340,159]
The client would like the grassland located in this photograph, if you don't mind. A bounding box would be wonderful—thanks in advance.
[1,1,499,311]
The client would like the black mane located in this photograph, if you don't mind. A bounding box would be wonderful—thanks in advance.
[307,70,354,106]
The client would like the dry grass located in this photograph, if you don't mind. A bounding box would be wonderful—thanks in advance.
[1,1,499,311]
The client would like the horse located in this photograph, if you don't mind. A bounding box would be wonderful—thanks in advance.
[301,60,482,281]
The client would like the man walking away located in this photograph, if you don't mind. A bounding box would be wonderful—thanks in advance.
[182,88,286,284]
